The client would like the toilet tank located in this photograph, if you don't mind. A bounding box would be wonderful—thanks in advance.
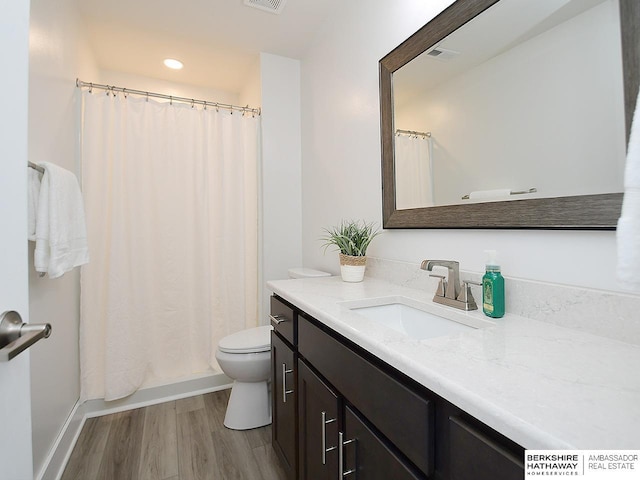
[288,268,331,279]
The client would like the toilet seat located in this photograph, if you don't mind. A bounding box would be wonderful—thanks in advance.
[218,325,272,354]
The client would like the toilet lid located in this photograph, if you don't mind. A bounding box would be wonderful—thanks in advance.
[288,267,331,279]
[218,325,273,354]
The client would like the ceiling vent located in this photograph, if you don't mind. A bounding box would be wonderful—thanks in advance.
[426,46,460,61]
[244,0,287,14]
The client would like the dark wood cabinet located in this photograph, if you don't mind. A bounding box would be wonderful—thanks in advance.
[298,355,423,480]
[449,416,524,480]
[298,312,434,476]
[297,359,339,480]
[271,330,296,480]
[343,405,424,480]
[270,295,295,345]
[270,294,525,480]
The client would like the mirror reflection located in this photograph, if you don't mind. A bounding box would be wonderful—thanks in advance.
[392,0,626,210]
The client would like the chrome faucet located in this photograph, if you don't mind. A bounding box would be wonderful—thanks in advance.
[420,259,480,311]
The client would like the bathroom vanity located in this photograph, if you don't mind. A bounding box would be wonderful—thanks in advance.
[270,292,523,479]
[269,275,640,480]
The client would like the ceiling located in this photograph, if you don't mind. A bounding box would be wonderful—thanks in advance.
[393,0,607,108]
[78,0,342,93]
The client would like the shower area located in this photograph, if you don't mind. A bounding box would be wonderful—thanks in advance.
[27,1,303,476]
[394,129,434,209]
[78,82,261,402]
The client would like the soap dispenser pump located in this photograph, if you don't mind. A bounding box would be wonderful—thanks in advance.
[482,250,505,318]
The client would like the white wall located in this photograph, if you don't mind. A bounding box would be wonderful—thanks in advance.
[260,53,303,321]
[239,58,262,109]
[300,0,631,294]
[396,0,625,205]
[28,0,98,476]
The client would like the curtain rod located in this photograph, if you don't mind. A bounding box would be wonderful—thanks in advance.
[396,129,431,138]
[76,79,261,116]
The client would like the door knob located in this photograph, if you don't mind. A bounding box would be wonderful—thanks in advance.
[0,311,52,361]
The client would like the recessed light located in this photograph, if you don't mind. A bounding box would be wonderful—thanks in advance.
[163,58,183,70]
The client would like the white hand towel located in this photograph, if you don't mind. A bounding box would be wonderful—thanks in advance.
[27,167,43,241]
[34,162,90,278]
[617,88,640,290]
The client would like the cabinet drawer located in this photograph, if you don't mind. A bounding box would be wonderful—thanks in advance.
[449,416,524,480]
[270,295,296,345]
[298,315,434,476]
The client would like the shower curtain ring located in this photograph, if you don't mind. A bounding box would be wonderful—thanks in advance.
[191,99,195,109]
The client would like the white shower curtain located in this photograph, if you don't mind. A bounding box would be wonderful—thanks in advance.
[79,91,259,401]
[395,134,434,209]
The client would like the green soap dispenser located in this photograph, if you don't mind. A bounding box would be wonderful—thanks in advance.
[482,250,505,318]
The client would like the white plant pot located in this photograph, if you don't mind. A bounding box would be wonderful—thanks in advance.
[339,254,367,283]
[340,264,366,282]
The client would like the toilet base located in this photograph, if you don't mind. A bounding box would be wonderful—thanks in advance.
[224,380,271,430]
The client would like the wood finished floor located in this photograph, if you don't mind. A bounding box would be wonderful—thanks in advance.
[61,389,286,480]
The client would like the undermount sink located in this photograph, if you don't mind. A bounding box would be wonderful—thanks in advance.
[341,296,494,340]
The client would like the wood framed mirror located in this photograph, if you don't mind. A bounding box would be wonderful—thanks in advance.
[380,0,639,229]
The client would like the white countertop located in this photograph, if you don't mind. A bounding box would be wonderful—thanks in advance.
[267,276,640,450]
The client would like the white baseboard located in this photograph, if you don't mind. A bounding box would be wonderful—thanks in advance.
[35,400,86,480]
[38,373,232,480]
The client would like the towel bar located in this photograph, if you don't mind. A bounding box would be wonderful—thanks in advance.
[28,161,45,174]
[461,187,537,200]
[0,311,52,361]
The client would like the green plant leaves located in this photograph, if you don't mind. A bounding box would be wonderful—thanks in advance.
[321,220,380,256]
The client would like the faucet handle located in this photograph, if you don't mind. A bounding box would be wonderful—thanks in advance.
[457,280,481,310]
[429,274,447,297]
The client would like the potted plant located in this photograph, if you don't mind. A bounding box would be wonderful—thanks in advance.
[321,220,380,282]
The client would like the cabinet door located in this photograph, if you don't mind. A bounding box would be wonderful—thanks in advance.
[271,331,296,480]
[449,416,524,480]
[342,405,424,480]
[299,315,434,476]
[298,360,340,480]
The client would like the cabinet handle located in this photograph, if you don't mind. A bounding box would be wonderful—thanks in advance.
[321,411,337,465]
[338,431,356,478]
[281,363,294,403]
[270,314,288,325]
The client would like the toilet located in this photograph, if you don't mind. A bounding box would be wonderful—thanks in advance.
[216,325,273,430]
[216,267,330,430]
